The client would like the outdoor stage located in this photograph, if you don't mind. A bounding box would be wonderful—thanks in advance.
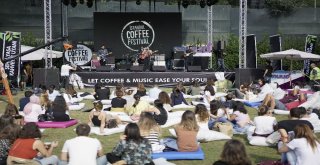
[75,71,235,87]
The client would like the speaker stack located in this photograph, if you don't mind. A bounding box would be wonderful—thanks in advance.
[130,65,144,72]
[96,66,113,72]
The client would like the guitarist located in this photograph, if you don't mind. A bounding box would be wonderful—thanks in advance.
[138,47,154,71]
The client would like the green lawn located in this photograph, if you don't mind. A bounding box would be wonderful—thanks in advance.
[0,87,304,165]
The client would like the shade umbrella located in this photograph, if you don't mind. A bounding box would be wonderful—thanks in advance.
[260,49,320,85]
[21,45,63,61]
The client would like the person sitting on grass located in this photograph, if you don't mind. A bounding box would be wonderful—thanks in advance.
[163,110,199,152]
[60,123,107,165]
[170,87,188,106]
[4,103,24,126]
[278,124,320,165]
[158,91,172,112]
[252,105,277,137]
[194,104,210,130]
[135,82,147,97]
[0,123,21,165]
[208,100,230,130]
[89,101,121,134]
[47,84,60,102]
[111,90,127,112]
[229,101,250,134]
[7,122,59,165]
[151,99,168,125]
[138,112,165,152]
[51,95,70,122]
[213,139,252,165]
[92,82,110,100]
[23,95,43,123]
[19,90,33,111]
[106,123,154,165]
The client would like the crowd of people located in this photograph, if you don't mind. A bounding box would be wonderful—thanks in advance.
[1,72,320,165]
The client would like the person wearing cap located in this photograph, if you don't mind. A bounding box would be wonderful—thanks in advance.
[309,63,320,91]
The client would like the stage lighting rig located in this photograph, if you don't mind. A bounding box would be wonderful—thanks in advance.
[182,0,189,8]
[87,0,93,8]
[62,0,70,6]
[70,0,77,7]
[136,0,141,5]
[207,0,218,6]
[200,0,206,8]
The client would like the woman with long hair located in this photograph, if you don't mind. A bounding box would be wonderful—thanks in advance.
[40,93,52,112]
[63,85,83,104]
[106,123,154,165]
[213,139,252,165]
[51,95,70,121]
[208,100,230,130]
[152,99,168,125]
[170,87,188,106]
[4,103,24,126]
[7,123,59,165]
[0,124,21,164]
[138,112,161,147]
[158,91,172,112]
[194,104,210,130]
[279,124,320,165]
[229,101,250,134]
[163,110,199,152]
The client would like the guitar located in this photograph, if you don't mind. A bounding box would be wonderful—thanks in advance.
[139,50,158,60]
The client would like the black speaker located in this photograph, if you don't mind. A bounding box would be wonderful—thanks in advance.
[33,68,60,89]
[172,59,185,70]
[130,65,144,72]
[173,51,185,59]
[187,66,201,72]
[116,64,131,70]
[246,34,257,68]
[96,66,113,72]
[235,68,264,88]
[269,35,282,70]
[152,66,166,72]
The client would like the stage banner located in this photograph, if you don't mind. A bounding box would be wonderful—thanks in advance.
[2,31,21,83]
[304,35,317,77]
[94,12,182,60]
[75,72,234,86]
[0,32,5,58]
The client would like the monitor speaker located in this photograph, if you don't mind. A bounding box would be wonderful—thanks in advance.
[96,66,113,72]
[116,64,131,70]
[152,66,166,72]
[187,66,201,72]
[130,65,144,72]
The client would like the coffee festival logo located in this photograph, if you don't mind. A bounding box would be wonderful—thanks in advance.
[121,21,155,51]
[64,44,92,66]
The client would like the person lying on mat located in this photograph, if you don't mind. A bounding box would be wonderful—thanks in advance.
[261,87,306,111]
[89,101,121,134]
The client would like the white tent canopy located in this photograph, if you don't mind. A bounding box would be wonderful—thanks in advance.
[20,45,63,61]
[260,49,320,60]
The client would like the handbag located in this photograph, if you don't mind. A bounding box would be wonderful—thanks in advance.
[216,122,233,137]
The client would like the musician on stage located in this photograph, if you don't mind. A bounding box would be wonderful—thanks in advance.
[138,47,153,71]
[98,45,109,65]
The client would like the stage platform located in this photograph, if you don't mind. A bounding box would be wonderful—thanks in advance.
[75,71,235,86]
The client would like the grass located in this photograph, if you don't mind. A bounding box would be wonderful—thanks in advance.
[0,87,303,165]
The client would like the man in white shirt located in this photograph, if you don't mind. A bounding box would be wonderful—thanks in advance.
[60,123,107,165]
[148,84,162,100]
[47,84,60,102]
[60,63,76,89]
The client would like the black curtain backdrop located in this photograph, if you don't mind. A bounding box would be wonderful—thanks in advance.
[94,12,182,60]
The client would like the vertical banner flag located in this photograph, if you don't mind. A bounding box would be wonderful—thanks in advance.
[2,31,21,83]
[0,32,5,58]
[304,35,317,78]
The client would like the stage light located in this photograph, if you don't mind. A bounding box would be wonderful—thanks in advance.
[87,0,93,8]
[200,0,206,8]
[62,0,70,6]
[136,0,141,5]
[70,0,77,7]
[182,0,189,8]
[79,0,84,4]
[207,0,218,6]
